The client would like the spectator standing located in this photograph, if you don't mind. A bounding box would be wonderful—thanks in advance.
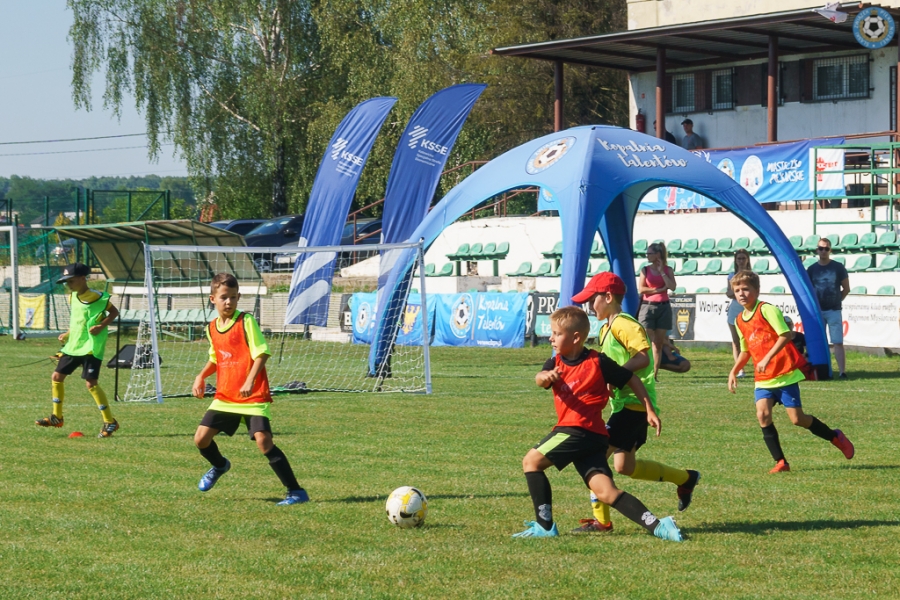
[680,119,703,150]
[653,120,677,144]
[726,249,753,378]
[806,238,850,378]
[637,242,677,380]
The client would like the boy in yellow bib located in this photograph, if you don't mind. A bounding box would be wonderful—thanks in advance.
[36,263,120,438]
[570,272,699,533]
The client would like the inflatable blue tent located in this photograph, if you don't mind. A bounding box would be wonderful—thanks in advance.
[370,125,830,375]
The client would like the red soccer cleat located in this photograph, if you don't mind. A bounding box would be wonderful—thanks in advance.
[831,429,855,459]
[570,518,613,534]
[769,459,791,474]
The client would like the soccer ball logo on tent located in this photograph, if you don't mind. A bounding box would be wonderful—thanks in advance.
[450,294,473,338]
[355,302,371,334]
[526,136,576,174]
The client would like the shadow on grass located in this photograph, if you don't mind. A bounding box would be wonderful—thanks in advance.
[320,492,530,504]
[803,464,900,472]
[695,519,899,535]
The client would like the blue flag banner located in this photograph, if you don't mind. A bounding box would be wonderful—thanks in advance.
[433,292,527,348]
[351,292,433,346]
[634,138,845,211]
[284,97,396,326]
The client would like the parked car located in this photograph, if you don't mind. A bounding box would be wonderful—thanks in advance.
[209,218,268,237]
[244,215,305,272]
[340,218,382,246]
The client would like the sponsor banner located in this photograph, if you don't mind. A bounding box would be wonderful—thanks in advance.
[433,292,527,348]
[351,292,378,345]
[350,292,433,347]
[19,294,46,329]
[339,293,353,333]
[640,138,845,211]
[692,293,900,348]
[285,97,396,326]
[670,294,696,341]
[528,292,604,338]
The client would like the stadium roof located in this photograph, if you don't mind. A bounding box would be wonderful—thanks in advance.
[54,220,247,282]
[492,3,900,72]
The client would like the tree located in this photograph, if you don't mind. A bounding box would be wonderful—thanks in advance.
[69,0,323,218]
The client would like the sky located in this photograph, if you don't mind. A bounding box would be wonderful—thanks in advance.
[0,3,189,180]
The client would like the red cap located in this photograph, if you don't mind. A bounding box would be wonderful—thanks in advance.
[572,271,626,303]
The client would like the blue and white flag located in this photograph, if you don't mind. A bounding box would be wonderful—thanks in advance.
[284,97,396,326]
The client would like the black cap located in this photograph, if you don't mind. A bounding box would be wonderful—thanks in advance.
[57,263,90,283]
[681,118,693,125]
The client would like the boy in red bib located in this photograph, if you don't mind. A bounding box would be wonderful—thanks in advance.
[513,306,683,541]
[728,270,854,473]
[191,273,307,505]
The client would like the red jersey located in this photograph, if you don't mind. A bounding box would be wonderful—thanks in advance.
[208,313,272,404]
[546,349,632,435]
[736,301,806,383]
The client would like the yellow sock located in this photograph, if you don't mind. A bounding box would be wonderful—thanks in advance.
[589,492,611,525]
[51,380,65,418]
[89,385,114,423]
[631,460,690,486]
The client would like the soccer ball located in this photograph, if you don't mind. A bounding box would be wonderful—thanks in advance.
[863,14,886,40]
[385,486,428,528]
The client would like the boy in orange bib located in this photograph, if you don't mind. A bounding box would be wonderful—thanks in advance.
[728,270,854,473]
[191,273,307,505]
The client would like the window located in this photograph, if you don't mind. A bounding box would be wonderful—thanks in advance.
[711,68,734,110]
[812,55,869,101]
[672,74,695,113]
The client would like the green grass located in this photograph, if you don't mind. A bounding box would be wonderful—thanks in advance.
[2,337,899,599]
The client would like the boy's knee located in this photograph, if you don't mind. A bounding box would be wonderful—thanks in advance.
[85,379,98,389]
[522,450,543,472]
[254,431,273,453]
[52,372,65,383]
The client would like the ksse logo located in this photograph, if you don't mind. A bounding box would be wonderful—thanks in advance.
[407,125,449,155]
[331,137,364,166]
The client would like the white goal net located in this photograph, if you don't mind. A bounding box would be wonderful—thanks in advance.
[123,242,431,402]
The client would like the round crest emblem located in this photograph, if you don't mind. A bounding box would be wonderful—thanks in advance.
[355,301,371,334]
[450,294,474,339]
[853,7,895,49]
[740,155,764,196]
[526,137,576,174]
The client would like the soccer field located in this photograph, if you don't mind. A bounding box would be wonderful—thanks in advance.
[3,336,899,599]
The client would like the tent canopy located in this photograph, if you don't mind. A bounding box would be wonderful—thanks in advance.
[54,220,250,283]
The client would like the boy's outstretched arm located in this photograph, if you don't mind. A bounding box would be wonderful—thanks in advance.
[240,353,269,397]
[625,375,661,436]
[728,351,751,393]
[535,368,560,389]
[756,333,791,374]
[193,361,217,398]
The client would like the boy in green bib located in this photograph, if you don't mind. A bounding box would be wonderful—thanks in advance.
[36,263,121,438]
[570,272,700,533]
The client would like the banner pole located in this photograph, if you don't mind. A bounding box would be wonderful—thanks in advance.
[416,240,432,394]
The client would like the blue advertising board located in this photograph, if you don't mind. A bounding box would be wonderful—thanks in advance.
[433,292,527,348]
[351,292,432,347]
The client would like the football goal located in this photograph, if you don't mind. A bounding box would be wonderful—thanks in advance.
[124,241,432,402]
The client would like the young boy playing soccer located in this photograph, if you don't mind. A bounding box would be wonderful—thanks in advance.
[191,273,308,505]
[728,270,854,472]
[514,305,684,542]
[36,263,120,438]
[570,272,700,533]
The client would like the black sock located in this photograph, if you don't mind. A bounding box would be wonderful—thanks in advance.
[761,424,786,462]
[611,491,659,533]
[524,471,553,530]
[807,416,837,441]
[264,445,302,492]
[199,440,227,469]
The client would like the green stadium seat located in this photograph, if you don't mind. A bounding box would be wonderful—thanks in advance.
[636,260,651,273]
[847,255,872,272]
[666,239,683,256]
[849,286,867,295]
[876,285,895,296]
[682,238,699,255]
[435,263,454,277]
[835,233,858,253]
[870,254,899,272]
[542,241,563,259]
[749,237,768,255]
[789,235,803,251]
[446,243,470,261]
[633,239,649,255]
[875,231,900,253]
[424,263,436,276]
[468,242,484,259]
[675,259,698,275]
[506,262,532,276]
[826,234,839,249]
[548,263,563,277]
[692,238,716,257]
[588,261,610,276]
[695,287,710,293]
[481,242,497,257]
[855,232,878,251]
[674,287,686,295]
[831,256,845,267]
[733,237,750,252]
[714,238,733,255]
[529,262,552,277]
[589,239,601,258]
[802,257,817,269]
[719,260,734,275]
[491,241,510,258]
[699,258,722,275]
[800,235,820,252]
[770,286,786,294]
[752,258,770,273]
[765,259,782,274]
[720,287,728,293]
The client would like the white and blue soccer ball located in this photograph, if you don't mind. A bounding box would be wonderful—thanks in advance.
[863,14,887,40]
[385,486,428,528]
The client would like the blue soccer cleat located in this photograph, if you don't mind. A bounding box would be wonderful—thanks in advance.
[276,489,310,506]
[198,459,231,492]
[512,520,559,538]
[653,516,684,542]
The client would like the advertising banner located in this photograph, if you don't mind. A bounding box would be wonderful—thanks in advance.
[670,294,696,341]
[637,138,845,211]
[18,294,45,329]
[285,97,396,327]
[528,292,603,339]
[350,292,433,346]
[433,292,528,348]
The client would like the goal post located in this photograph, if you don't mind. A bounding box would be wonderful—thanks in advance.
[124,241,432,402]
[0,225,20,339]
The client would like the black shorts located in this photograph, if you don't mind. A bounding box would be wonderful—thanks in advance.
[55,354,103,381]
[533,426,613,482]
[200,410,271,440]
[606,408,649,453]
